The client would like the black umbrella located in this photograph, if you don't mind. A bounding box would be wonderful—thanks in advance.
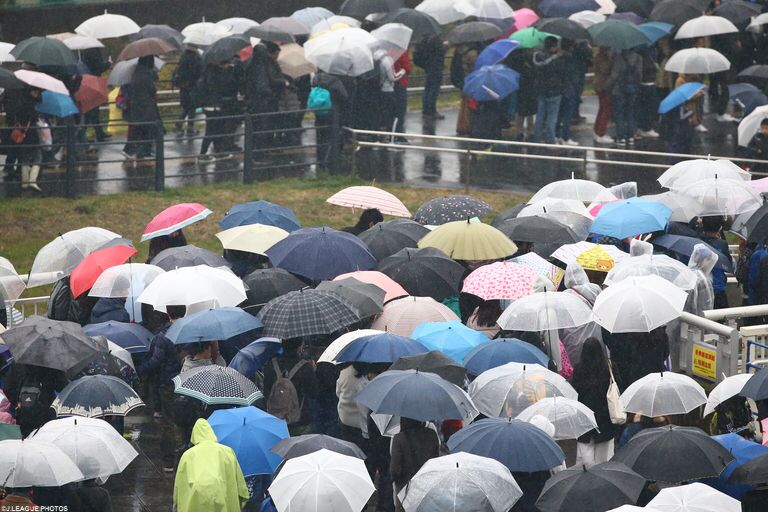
[51,375,144,418]
[390,350,466,386]
[446,22,503,45]
[497,215,580,244]
[242,268,306,312]
[536,18,592,41]
[615,0,654,18]
[414,195,493,225]
[10,36,76,67]
[536,462,646,512]
[135,24,184,48]
[739,366,768,400]
[745,204,768,243]
[713,0,762,24]
[316,277,386,319]
[0,68,23,90]
[611,425,735,483]
[257,289,361,339]
[379,8,442,39]
[738,64,768,82]
[244,26,296,44]
[203,35,250,65]
[378,247,465,301]
[728,452,768,485]
[359,219,430,260]
[271,434,367,460]
[150,244,231,271]
[650,0,703,26]
[339,0,405,19]
[491,204,526,228]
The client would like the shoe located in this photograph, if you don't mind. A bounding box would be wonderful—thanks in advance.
[163,465,175,473]
[556,137,564,145]
[20,166,30,189]
[153,411,162,419]
[563,138,580,146]
[637,129,659,138]
[121,150,135,161]
[695,124,708,133]
[28,165,42,192]
[197,154,214,163]
[214,153,233,161]
[614,138,626,146]
[594,134,614,144]
[628,137,636,146]
[716,113,738,122]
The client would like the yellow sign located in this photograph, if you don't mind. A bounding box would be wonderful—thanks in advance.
[692,344,717,381]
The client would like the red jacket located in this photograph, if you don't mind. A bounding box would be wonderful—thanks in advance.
[394,52,412,88]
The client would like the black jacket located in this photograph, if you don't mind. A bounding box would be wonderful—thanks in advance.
[128,61,160,123]
[532,50,565,97]
[263,353,319,425]
[173,50,204,90]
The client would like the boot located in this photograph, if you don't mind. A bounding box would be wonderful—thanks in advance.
[28,165,42,192]
[20,165,30,189]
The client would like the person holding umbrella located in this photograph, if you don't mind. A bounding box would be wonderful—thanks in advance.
[391,417,440,511]
[125,55,161,160]
[532,36,565,145]
[1,85,42,192]
[172,44,204,136]
[747,118,768,173]
[603,48,642,146]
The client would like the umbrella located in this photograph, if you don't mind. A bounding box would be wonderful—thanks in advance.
[173,365,263,406]
[703,374,752,417]
[50,34,101,51]
[244,25,296,44]
[511,7,541,29]
[551,242,628,271]
[150,244,230,271]
[469,362,577,417]
[740,366,768,400]
[327,186,410,217]
[208,406,288,476]
[651,235,733,272]
[0,257,26,304]
[462,261,549,301]
[276,43,317,79]
[262,16,311,36]
[340,0,405,18]
[166,307,263,344]
[76,11,140,39]
[665,48,730,74]
[621,371,707,416]
[447,417,565,471]
[520,198,594,219]
[747,11,768,32]
[272,433,366,461]
[220,200,300,231]
[390,350,466,386]
[531,178,617,203]
[135,24,184,47]
[108,57,165,86]
[2,316,98,372]
[464,64,520,101]
[638,21,674,43]
[52,374,144,417]
[603,252,700,291]
[613,425,735,483]
[370,23,413,60]
[303,28,376,77]
[89,262,164,320]
[83,321,153,353]
[537,462,645,512]
[642,192,701,223]
[355,368,478,421]
[497,291,593,331]
[713,0,761,25]
[137,265,247,314]
[257,289,361,339]
[570,10,607,28]
[318,329,385,363]
[242,268,305,309]
[334,270,409,302]
[447,21,503,44]
[739,105,768,146]
[377,247,464,302]
[510,252,566,287]
[412,320,488,363]
[13,69,68,95]
[728,452,768,486]
[380,8,442,39]
[456,0,515,20]
[268,449,375,512]
[400,452,523,512]
[491,204,526,227]
[590,198,671,239]
[291,7,334,28]
[335,332,428,363]
[117,37,175,62]
[536,18,592,41]
[497,215,580,244]
[371,296,459,336]
[647,482,740,511]
[415,0,467,25]
[11,36,75,67]
[659,158,749,189]
[538,0,600,17]
[615,0,652,17]
[517,396,598,440]
[509,27,559,48]
[464,338,550,375]
[675,15,738,39]
[69,244,137,298]
[202,35,250,65]
[658,81,706,114]
[359,219,430,261]
[182,22,232,46]
[216,17,260,34]
[0,42,14,63]
[316,277,386,319]
[141,202,212,242]
[414,195,493,225]
[31,416,137,479]
[0,68,22,90]
[310,15,362,38]
[679,176,762,216]
[593,275,688,332]
[266,227,377,281]
[733,90,768,115]
[650,0,703,26]
[228,338,283,378]
[36,91,78,118]
[74,74,109,114]
[0,439,84,487]
[418,220,518,261]
[712,433,768,495]
[588,20,650,50]
[215,224,289,255]
[475,39,521,69]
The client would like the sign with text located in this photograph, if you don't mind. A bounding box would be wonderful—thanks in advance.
[692,343,717,381]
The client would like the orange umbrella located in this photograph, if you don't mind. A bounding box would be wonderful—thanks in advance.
[74,75,108,114]
[70,245,137,298]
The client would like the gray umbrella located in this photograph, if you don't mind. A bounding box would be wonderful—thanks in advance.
[271,434,366,460]
[491,204,526,228]
[150,244,231,271]
[108,57,165,86]
[245,25,296,43]
[390,350,466,386]
[134,24,184,48]
[414,195,493,225]
[1,316,99,372]
[358,219,430,260]
[316,277,385,319]
[377,247,465,302]
[497,215,581,244]
[242,268,306,313]
[257,289,361,340]
[446,22,503,45]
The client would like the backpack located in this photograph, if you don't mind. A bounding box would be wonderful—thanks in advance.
[307,86,332,116]
[450,50,466,89]
[19,381,43,410]
[267,359,307,424]
[413,42,429,69]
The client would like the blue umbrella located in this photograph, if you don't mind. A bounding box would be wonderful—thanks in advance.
[463,65,520,102]
[728,82,759,98]
[590,197,672,239]
[208,406,289,476]
[228,337,283,378]
[412,320,489,363]
[463,338,550,375]
[475,40,521,70]
[335,333,428,364]
[703,433,768,498]
[265,227,377,282]
[651,234,733,272]
[165,307,263,344]
[638,21,673,44]
[733,90,768,116]
[538,0,600,18]
[658,82,705,114]
[83,321,153,353]
[447,417,565,472]
[37,91,79,118]
[219,200,301,232]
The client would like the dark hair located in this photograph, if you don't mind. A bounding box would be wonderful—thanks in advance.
[282,337,304,354]
[559,38,575,51]
[474,300,502,327]
[400,417,424,431]
[355,208,384,229]
[187,341,211,356]
[761,118,768,127]
[264,41,280,55]
[138,55,155,67]
[166,305,187,320]
[701,215,724,233]
[571,338,610,390]
[544,36,559,50]
[147,231,187,262]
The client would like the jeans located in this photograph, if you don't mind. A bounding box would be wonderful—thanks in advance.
[612,93,637,141]
[556,95,579,141]
[422,70,442,114]
[534,95,561,144]
[638,85,657,131]
[393,84,407,133]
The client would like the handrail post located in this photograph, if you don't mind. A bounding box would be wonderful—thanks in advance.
[64,116,76,198]
[464,145,472,194]
[243,113,253,184]
[154,120,165,192]
[328,106,340,171]
[350,129,358,177]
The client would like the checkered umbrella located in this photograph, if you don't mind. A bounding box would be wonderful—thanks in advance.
[257,289,362,339]
[173,366,264,406]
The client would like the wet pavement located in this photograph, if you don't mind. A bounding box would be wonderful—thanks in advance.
[0,94,747,198]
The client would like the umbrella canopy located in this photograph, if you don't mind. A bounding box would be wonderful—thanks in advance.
[703,374,752,417]
[11,36,76,66]
[135,24,184,47]
[497,215,581,244]
[711,433,768,495]
[83,321,153,353]
[228,338,283,378]
[658,158,748,189]
[464,338,550,375]
[509,27,559,48]
[137,265,247,313]
[537,462,645,512]
[371,296,460,336]
[220,200,300,231]
[551,242,628,271]
[447,417,565,471]
[356,369,477,421]
[650,0,703,26]
[678,176,762,216]
[447,21,503,44]
[202,35,250,65]
[531,178,617,203]
[570,10,607,28]
[268,449,375,512]
[517,396,598,440]
[2,316,98,372]
[76,11,140,38]
[52,374,144,417]
[739,366,768,400]
[141,202,212,242]
[536,17,592,41]
[738,104,768,147]
[304,27,375,76]
[216,17,259,34]
[418,220,518,261]
[401,452,523,512]
[173,365,263,406]
[520,198,593,219]
[291,7,334,28]
[0,67,22,90]
[476,39,521,69]
[266,227,377,281]
[117,37,175,61]
[538,0,600,17]
[208,406,288,476]
[69,244,137,298]
[621,371,707,416]
[497,291,593,331]
[215,224,289,255]
[588,20,649,49]
[614,426,736,484]
[89,262,164,320]
[378,247,465,302]
[318,329,385,363]
[733,89,768,116]
[316,277,386,319]
[36,91,78,118]
[590,198,671,239]
[53,33,104,50]
[714,0,761,24]
[166,307,263,344]
[0,257,26,304]
[675,15,738,39]
[665,47,730,74]
[414,195,493,225]
[276,43,317,79]
[650,235,733,272]
[642,192,701,223]
[464,64,520,101]
[182,21,232,46]
[728,452,768,486]
[638,20,674,43]
[150,245,230,271]
[647,482,740,512]
[242,268,305,309]
[593,275,688,332]
[272,433,366,461]
[335,332,428,363]
[14,69,68,95]
[74,74,109,114]
[327,185,410,217]
[379,8,442,39]
[334,270,409,302]
[108,57,165,86]
[359,219,430,260]
[462,261,549,301]
[390,350,466,386]
[262,16,310,36]
[456,0,514,19]
[412,320,488,363]
[416,0,467,25]
[0,439,84,487]
[370,22,414,60]
[509,252,566,288]
[257,289,361,339]
[245,25,296,43]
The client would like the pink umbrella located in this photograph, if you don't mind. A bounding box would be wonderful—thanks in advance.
[334,270,408,303]
[461,261,544,301]
[510,8,539,31]
[326,185,411,217]
[749,177,768,194]
[141,203,212,242]
[371,296,459,337]
[14,69,68,95]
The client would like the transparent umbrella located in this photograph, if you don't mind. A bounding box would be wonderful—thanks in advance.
[416,0,467,24]
[497,291,593,331]
[0,256,26,303]
[679,176,762,216]
[647,482,741,512]
[136,265,246,314]
[304,27,376,76]
[658,158,749,188]
[181,21,231,46]
[370,23,413,59]
[620,371,707,417]
[516,396,598,440]
[456,0,514,20]
[215,17,259,34]
[75,11,140,39]
[642,191,703,223]
[604,254,699,290]
[519,199,593,219]
[703,374,752,417]
[0,438,84,487]
[529,178,617,203]
[738,105,768,147]
[89,263,164,322]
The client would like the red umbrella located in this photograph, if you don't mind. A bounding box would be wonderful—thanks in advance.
[70,245,138,298]
[141,203,212,242]
[74,74,108,114]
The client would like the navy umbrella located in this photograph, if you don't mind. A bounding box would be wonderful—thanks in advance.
[734,90,768,116]
[51,375,144,418]
[740,367,768,401]
[257,289,362,340]
[616,0,654,18]
[447,417,565,472]
[266,227,377,282]
[150,244,231,271]
[538,0,600,18]
[727,82,759,98]
[166,307,263,344]
[713,0,761,24]
[650,234,733,272]
[271,434,367,461]
[414,195,492,225]
[228,338,283,379]
[242,268,306,312]
[463,338,550,375]
[219,200,301,232]
[377,247,465,302]
[335,333,428,364]
[83,321,153,353]
[358,219,430,261]
[475,39,520,69]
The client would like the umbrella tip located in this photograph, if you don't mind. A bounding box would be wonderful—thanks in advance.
[582,464,587,472]
[243,418,246,425]
[456,462,459,468]
[467,217,471,224]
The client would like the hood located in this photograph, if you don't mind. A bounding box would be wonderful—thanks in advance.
[190,418,218,445]
[564,262,589,288]
[90,297,129,324]
[688,243,717,275]
[629,239,653,257]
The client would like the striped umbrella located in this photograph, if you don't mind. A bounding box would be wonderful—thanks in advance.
[327,186,410,217]
[141,203,212,242]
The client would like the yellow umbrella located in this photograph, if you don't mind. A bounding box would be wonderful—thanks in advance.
[215,224,289,255]
[417,220,518,261]
[575,245,618,272]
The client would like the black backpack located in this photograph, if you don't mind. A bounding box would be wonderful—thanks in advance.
[19,380,43,410]
[450,50,466,89]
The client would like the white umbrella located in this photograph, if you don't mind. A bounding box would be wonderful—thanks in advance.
[550,241,628,268]
[31,416,138,479]
[593,275,687,333]
[497,291,593,331]
[0,438,84,487]
[456,0,514,20]
[291,7,334,29]
[569,10,607,28]
[370,23,413,59]
[642,192,707,223]
[519,198,593,219]
[215,17,259,34]
[268,449,375,512]
[75,11,141,39]
[107,340,135,371]
[646,482,741,512]
[60,35,105,50]
[516,396,598,440]
[596,0,617,14]
[318,329,385,363]
[310,16,362,38]
[304,27,376,77]
[703,374,752,417]
[738,104,768,147]
[0,256,26,304]
[664,48,730,74]
[416,0,467,25]
[0,41,14,62]
[679,177,762,216]
[658,158,750,189]
[182,22,231,46]
[529,178,617,203]
[469,362,578,418]
[137,265,247,314]
[675,15,738,39]
[400,452,523,512]
[747,12,768,33]
[89,262,165,298]
[27,227,121,288]
[604,254,699,291]
[620,371,707,417]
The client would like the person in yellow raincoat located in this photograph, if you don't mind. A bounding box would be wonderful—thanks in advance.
[173,418,249,512]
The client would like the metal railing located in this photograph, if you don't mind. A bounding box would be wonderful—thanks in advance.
[678,311,740,383]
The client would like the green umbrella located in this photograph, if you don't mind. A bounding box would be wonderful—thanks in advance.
[10,36,76,67]
[588,20,650,50]
[508,27,559,49]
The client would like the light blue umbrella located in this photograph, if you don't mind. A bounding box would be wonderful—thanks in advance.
[335,333,428,364]
[658,82,705,114]
[638,21,673,45]
[208,406,289,476]
[228,337,283,378]
[463,64,520,102]
[166,307,263,344]
[37,91,78,118]
[475,39,520,70]
[219,200,301,232]
[412,320,489,363]
[590,197,672,239]
[463,338,550,375]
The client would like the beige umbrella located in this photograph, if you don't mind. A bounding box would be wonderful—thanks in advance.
[418,219,518,261]
[371,296,459,336]
[215,224,289,255]
[277,43,317,79]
